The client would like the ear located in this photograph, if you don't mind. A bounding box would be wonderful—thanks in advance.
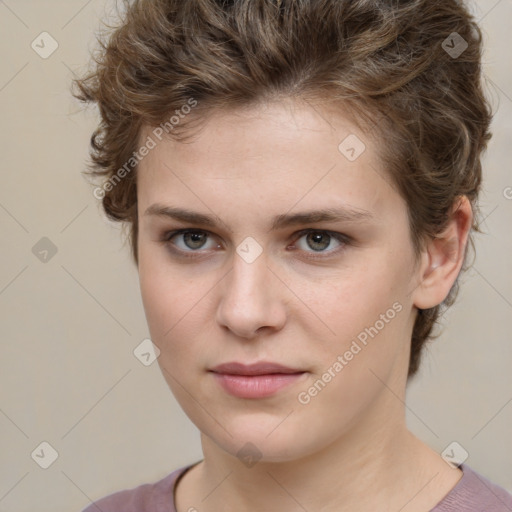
[412,196,473,310]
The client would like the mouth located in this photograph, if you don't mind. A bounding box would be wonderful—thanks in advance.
[209,361,307,398]
[210,361,304,375]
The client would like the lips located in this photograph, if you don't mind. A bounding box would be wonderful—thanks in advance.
[210,361,303,376]
[209,361,307,399]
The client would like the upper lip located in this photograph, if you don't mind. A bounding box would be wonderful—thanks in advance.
[210,362,304,376]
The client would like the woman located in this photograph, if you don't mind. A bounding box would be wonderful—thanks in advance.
[75,0,512,510]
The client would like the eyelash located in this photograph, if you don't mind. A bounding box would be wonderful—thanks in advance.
[159,228,351,261]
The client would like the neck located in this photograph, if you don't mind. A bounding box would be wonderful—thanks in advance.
[188,388,451,512]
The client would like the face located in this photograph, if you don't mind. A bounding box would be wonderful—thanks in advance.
[137,98,419,463]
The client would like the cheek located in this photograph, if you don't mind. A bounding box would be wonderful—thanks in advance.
[139,256,170,339]
[302,251,411,375]
[294,277,409,433]
[312,258,405,332]
[139,248,179,348]
[138,249,214,370]
[139,244,188,329]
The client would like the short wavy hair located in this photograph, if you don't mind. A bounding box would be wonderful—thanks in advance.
[73,0,493,378]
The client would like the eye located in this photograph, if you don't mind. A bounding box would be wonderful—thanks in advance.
[291,229,349,259]
[160,228,350,260]
[162,229,219,257]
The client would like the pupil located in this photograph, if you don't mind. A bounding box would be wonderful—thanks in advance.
[186,232,205,249]
[309,232,329,251]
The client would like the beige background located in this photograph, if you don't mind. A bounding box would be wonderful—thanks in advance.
[0,0,511,510]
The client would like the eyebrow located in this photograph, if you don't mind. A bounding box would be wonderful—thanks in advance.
[144,204,374,232]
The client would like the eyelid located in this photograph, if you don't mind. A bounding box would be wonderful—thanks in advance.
[161,228,220,255]
[160,227,351,259]
[290,229,350,259]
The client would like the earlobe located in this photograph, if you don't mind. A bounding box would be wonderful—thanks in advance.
[412,196,473,310]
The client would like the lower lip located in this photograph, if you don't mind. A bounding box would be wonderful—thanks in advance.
[211,372,306,399]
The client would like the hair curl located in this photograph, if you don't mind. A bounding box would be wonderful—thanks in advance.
[73,0,493,378]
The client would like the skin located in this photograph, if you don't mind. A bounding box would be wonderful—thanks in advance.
[136,98,471,512]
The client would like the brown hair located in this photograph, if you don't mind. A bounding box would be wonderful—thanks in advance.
[73,0,493,378]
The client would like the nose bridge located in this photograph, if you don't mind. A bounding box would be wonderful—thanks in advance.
[216,243,285,337]
[226,246,271,306]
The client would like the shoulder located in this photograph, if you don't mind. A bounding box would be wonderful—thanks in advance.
[432,463,512,511]
[81,465,192,512]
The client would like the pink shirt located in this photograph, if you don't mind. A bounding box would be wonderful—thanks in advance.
[82,462,512,511]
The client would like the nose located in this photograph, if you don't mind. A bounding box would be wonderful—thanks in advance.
[215,249,287,339]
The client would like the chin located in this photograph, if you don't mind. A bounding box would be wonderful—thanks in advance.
[201,414,324,465]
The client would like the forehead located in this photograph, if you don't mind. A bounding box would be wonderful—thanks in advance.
[141,99,371,168]
[136,99,400,221]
